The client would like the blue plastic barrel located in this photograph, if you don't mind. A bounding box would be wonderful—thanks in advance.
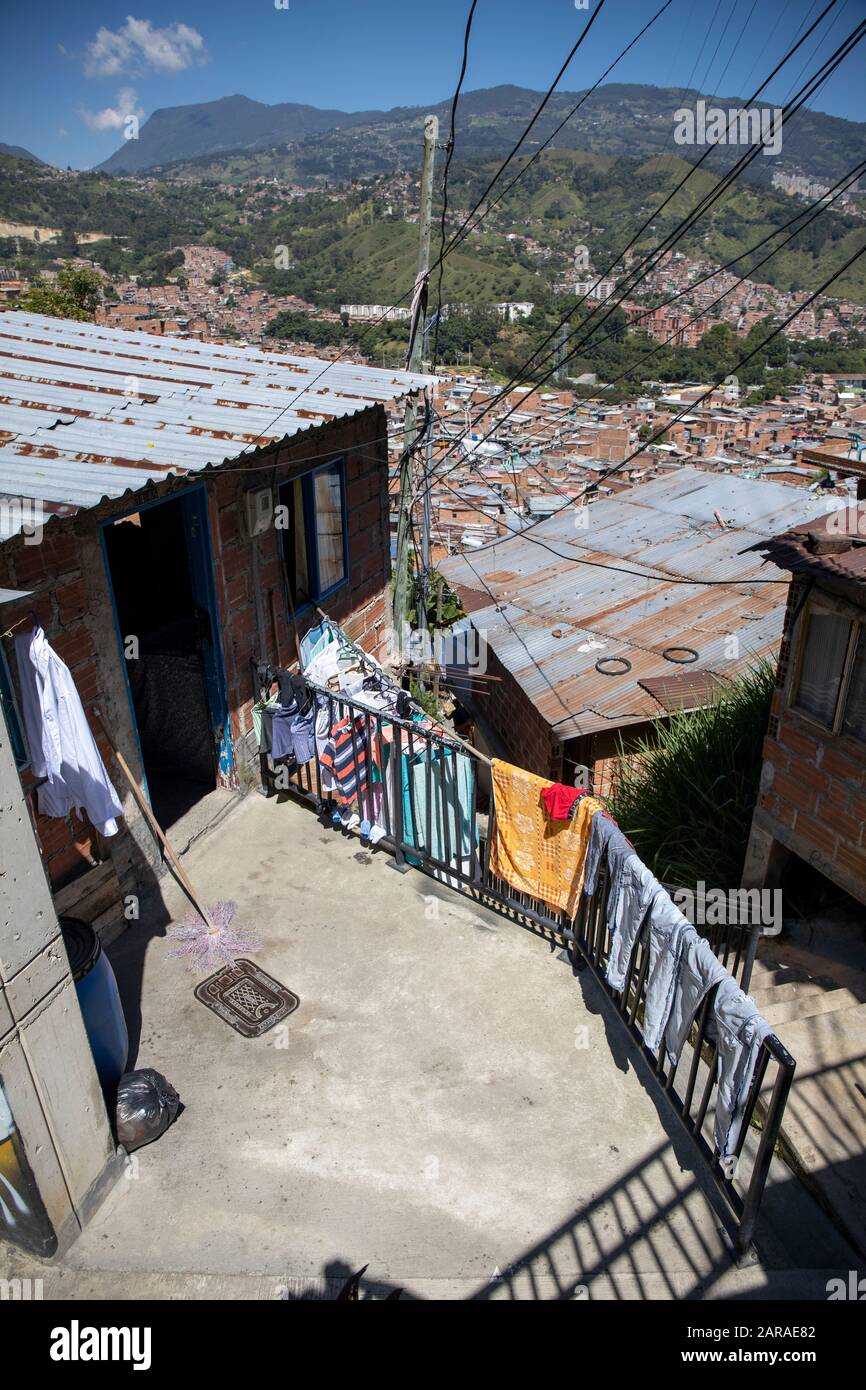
[60,917,128,1092]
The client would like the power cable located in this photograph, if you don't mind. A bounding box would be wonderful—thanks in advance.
[432,0,479,371]
[454,241,866,559]
[421,10,862,494]
[440,0,673,260]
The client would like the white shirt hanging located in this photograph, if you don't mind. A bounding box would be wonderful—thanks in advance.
[15,625,123,837]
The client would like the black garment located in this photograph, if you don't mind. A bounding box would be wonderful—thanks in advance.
[254,659,277,695]
[276,669,313,716]
[259,704,275,757]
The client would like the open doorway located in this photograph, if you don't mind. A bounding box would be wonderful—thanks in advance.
[102,487,231,830]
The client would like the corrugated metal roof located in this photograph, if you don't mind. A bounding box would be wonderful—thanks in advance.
[439,468,847,739]
[751,502,866,601]
[0,311,433,537]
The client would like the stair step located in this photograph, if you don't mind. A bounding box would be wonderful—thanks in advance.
[762,988,863,1027]
[760,1006,866,1258]
[749,961,817,990]
[750,980,828,1009]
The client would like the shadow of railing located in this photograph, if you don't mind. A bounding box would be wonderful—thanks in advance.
[255,675,795,1263]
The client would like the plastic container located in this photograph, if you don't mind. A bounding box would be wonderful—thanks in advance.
[60,917,128,1092]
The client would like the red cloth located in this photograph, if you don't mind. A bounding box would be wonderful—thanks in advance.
[541,783,585,820]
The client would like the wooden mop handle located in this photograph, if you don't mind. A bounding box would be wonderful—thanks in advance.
[93,708,215,932]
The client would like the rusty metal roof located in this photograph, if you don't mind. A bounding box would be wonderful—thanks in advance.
[0,311,433,539]
[637,670,728,712]
[439,468,847,739]
[750,501,866,602]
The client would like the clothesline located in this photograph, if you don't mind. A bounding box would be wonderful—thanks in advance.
[0,611,37,641]
[313,604,493,769]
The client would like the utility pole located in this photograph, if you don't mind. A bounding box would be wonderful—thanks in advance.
[394,113,438,664]
[419,415,434,649]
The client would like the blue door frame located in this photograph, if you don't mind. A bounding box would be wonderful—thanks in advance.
[99,483,234,804]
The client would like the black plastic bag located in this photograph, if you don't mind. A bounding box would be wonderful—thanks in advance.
[115,1069,180,1152]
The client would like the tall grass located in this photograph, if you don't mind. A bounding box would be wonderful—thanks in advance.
[607,661,776,888]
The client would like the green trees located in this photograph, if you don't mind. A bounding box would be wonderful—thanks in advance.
[608,662,777,886]
[20,262,102,321]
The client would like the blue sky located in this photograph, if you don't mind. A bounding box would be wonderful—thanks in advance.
[1,0,864,169]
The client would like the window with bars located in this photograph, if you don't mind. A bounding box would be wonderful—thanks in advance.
[793,602,866,741]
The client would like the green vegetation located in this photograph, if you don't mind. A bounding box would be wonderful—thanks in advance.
[607,662,777,887]
[19,262,102,321]
[2,139,862,395]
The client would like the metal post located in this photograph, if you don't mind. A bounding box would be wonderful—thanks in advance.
[394,114,438,663]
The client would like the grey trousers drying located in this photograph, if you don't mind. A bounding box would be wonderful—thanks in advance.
[709,975,772,1162]
[605,855,659,990]
[664,928,729,1067]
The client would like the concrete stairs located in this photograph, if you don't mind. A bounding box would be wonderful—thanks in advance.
[751,946,866,1259]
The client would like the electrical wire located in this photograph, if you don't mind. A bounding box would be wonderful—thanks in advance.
[420,10,862,496]
[440,0,672,260]
[460,2,845,413]
[171,0,614,482]
[454,241,866,561]
[435,0,609,273]
[415,244,866,736]
[421,129,864,506]
[432,0,478,372]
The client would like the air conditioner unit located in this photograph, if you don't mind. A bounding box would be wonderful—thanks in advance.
[245,487,273,538]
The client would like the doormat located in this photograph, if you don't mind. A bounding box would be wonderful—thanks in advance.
[194,958,299,1038]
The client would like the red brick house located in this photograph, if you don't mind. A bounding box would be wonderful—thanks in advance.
[0,312,430,923]
[743,503,866,905]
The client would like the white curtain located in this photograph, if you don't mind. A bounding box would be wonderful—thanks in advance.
[796,611,851,727]
[314,466,344,592]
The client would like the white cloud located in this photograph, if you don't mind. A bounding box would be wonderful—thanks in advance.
[83,16,206,78]
[81,87,145,132]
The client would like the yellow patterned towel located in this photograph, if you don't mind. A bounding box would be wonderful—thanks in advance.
[489,759,603,917]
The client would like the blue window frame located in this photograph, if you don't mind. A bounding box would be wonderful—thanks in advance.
[278,460,348,614]
[0,645,28,770]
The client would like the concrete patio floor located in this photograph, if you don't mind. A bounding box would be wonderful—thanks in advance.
[4,790,860,1300]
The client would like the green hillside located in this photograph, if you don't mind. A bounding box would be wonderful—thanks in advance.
[1,142,863,309]
[446,149,866,303]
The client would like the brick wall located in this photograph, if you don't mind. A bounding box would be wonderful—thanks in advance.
[468,641,556,779]
[754,576,866,905]
[212,405,392,784]
[0,404,392,890]
[0,525,118,887]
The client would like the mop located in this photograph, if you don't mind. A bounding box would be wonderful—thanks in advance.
[94,710,260,971]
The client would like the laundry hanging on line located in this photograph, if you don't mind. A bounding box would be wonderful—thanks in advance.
[14,624,123,836]
[585,803,775,1167]
[489,759,604,918]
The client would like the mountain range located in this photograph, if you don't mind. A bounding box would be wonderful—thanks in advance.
[92,85,865,187]
[0,142,46,166]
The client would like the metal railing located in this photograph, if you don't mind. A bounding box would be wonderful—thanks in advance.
[254,674,796,1260]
